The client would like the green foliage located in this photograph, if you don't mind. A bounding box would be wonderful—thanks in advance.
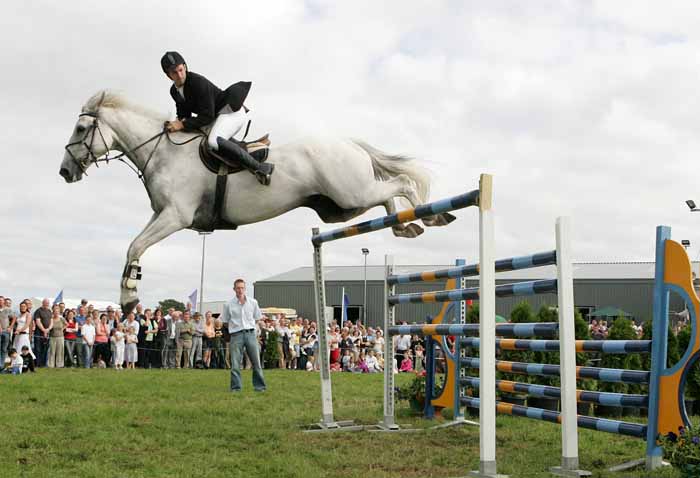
[498,302,535,388]
[533,305,560,387]
[510,301,535,323]
[466,302,479,324]
[599,316,643,394]
[158,299,185,312]
[677,324,700,400]
[659,426,700,476]
[263,329,280,367]
[574,309,590,367]
[395,371,433,401]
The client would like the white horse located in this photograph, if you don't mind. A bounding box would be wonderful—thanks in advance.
[59,90,455,312]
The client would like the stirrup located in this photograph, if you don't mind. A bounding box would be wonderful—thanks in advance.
[255,168,273,186]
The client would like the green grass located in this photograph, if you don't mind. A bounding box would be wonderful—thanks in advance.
[0,369,681,478]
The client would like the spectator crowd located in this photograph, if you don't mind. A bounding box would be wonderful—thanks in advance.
[0,295,426,374]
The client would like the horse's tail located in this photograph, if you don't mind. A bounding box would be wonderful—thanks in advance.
[352,140,431,206]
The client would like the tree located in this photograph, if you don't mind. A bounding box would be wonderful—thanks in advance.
[158,299,185,312]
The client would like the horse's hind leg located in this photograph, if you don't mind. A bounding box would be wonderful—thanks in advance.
[376,175,456,229]
[422,212,457,227]
[383,199,424,239]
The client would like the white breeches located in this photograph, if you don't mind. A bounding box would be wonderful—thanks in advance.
[207,108,250,150]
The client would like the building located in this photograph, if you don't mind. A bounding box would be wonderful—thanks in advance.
[254,262,698,329]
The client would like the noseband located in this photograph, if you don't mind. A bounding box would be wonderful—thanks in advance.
[63,112,108,176]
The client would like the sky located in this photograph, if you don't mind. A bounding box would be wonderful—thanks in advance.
[2,1,700,308]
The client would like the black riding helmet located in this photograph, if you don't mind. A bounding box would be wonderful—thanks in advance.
[161,51,186,73]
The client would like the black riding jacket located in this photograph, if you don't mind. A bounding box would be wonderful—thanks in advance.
[170,71,251,131]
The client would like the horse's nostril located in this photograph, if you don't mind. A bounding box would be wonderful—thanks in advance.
[59,168,70,178]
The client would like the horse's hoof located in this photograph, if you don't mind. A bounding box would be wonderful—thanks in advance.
[422,212,457,227]
[406,223,424,237]
[393,222,424,238]
[121,299,139,315]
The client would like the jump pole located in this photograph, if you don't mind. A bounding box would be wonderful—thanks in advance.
[468,173,502,478]
[308,182,482,432]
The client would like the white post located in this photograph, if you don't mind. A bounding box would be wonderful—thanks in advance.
[312,228,335,427]
[382,254,398,429]
[471,174,501,477]
[552,217,587,476]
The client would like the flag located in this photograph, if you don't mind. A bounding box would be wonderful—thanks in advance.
[341,288,350,324]
[53,289,63,306]
[188,289,198,311]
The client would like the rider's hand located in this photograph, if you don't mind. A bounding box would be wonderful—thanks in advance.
[166,120,185,132]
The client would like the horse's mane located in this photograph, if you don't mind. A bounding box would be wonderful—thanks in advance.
[84,90,166,122]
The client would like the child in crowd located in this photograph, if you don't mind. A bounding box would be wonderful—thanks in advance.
[354,351,369,373]
[2,349,24,374]
[399,351,413,373]
[20,346,35,373]
[341,349,352,372]
[112,323,125,370]
[414,345,425,373]
[365,350,381,373]
[125,326,138,369]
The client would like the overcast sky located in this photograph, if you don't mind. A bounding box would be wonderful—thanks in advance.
[2,1,700,308]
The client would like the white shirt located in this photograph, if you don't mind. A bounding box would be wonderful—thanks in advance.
[81,324,96,345]
[124,319,139,336]
[11,354,23,371]
[222,296,262,334]
[396,334,411,352]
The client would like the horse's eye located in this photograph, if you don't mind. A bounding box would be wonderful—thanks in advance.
[76,125,86,134]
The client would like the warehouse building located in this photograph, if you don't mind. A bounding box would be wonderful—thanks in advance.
[254,262,697,329]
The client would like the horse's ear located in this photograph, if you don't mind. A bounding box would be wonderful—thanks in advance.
[97,91,106,109]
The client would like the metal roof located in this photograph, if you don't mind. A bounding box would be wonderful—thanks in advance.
[256,261,694,283]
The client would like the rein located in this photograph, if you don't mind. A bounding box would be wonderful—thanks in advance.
[64,111,204,185]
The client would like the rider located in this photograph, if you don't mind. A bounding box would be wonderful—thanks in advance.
[160,51,274,186]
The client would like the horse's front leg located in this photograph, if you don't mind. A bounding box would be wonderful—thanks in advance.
[120,209,187,313]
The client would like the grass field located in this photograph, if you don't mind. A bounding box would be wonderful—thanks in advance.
[0,369,681,478]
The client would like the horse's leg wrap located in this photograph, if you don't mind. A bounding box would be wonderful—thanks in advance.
[122,260,142,290]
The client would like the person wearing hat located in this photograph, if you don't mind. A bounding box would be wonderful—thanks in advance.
[160,51,274,186]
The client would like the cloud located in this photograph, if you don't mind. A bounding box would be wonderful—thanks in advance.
[2,1,699,308]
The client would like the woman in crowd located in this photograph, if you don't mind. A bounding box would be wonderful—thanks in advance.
[302,324,317,371]
[94,313,111,367]
[373,329,384,358]
[155,308,169,369]
[329,326,341,368]
[141,309,158,369]
[47,306,65,368]
[350,328,362,361]
[203,312,215,369]
[63,309,78,367]
[13,302,34,358]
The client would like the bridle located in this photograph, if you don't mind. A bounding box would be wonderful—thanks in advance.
[64,103,203,185]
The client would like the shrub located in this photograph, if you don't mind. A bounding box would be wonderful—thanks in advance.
[599,316,642,394]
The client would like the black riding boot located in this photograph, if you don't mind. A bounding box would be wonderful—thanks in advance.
[216,137,274,186]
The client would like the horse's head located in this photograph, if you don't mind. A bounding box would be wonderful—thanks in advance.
[60,91,117,183]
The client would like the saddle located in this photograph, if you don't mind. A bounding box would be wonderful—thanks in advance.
[192,133,271,234]
[198,134,271,175]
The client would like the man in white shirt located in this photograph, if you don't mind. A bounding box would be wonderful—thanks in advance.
[222,278,266,392]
